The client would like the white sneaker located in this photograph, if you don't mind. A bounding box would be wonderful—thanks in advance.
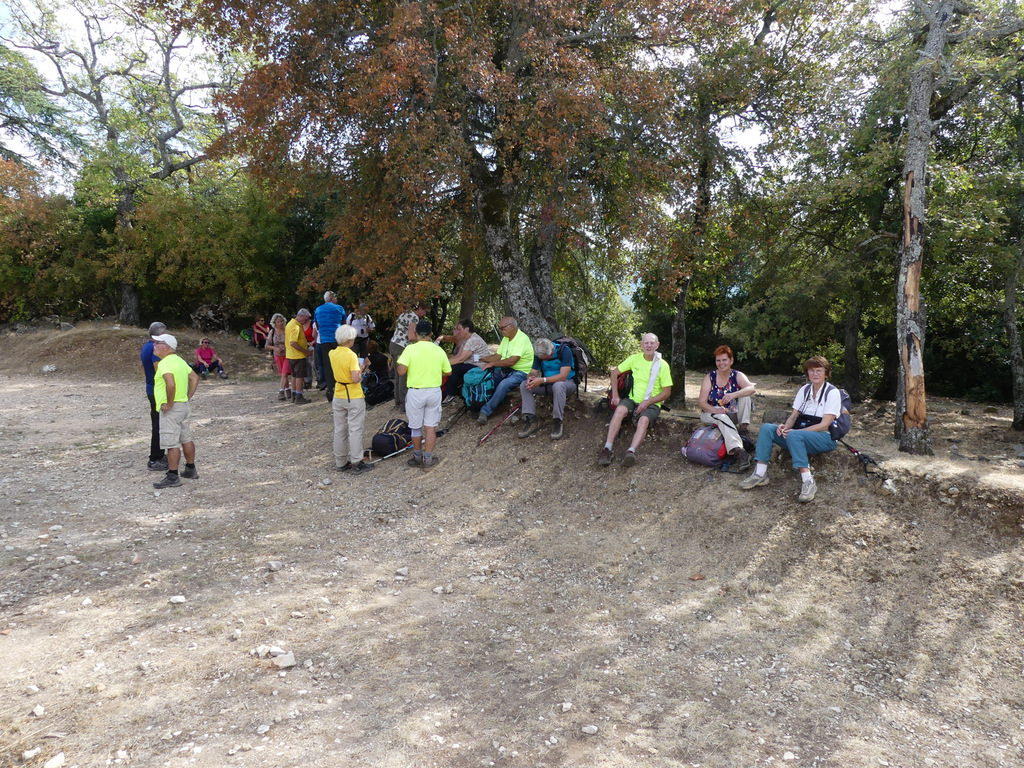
[738,471,769,490]
[798,478,817,502]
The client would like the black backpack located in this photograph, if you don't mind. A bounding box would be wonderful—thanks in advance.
[371,418,412,456]
[553,336,595,392]
[364,377,395,406]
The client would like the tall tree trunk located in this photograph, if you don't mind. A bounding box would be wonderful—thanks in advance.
[471,163,559,339]
[114,176,141,326]
[1004,247,1024,430]
[843,299,862,402]
[457,233,477,323]
[670,276,691,406]
[527,197,561,334]
[895,1,958,455]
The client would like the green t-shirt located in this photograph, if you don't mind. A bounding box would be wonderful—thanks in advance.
[619,352,673,408]
[397,341,452,389]
[329,345,364,400]
[497,330,534,374]
[154,354,193,410]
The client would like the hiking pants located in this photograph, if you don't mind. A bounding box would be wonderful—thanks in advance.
[700,395,752,453]
[520,378,577,421]
[481,369,527,417]
[755,423,836,470]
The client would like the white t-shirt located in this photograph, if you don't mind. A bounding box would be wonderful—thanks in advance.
[793,383,841,419]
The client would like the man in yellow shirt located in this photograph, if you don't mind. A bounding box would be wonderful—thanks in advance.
[477,316,533,424]
[285,308,313,404]
[397,320,452,470]
[151,333,200,489]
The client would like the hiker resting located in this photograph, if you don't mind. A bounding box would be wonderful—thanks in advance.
[698,344,756,471]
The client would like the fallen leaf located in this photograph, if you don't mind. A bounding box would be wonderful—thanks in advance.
[689,573,705,581]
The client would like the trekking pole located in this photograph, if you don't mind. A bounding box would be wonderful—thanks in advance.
[478,402,522,446]
[838,438,884,477]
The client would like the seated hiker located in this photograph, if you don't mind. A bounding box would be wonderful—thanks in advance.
[599,333,672,468]
[476,316,534,424]
[361,339,391,380]
[397,319,452,470]
[442,318,490,404]
[194,338,228,379]
[739,355,840,503]
[698,345,755,470]
[252,316,270,349]
[518,338,576,440]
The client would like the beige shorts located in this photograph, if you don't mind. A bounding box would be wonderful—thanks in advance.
[159,401,192,449]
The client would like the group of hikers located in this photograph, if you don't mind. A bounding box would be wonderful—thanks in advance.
[141,297,848,502]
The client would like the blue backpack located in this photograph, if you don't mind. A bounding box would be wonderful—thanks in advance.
[462,367,495,412]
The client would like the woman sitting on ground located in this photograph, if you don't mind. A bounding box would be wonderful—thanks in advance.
[738,355,840,503]
[252,316,270,350]
[194,338,228,380]
[698,345,756,470]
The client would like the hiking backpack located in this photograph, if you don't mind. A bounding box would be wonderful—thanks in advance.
[462,367,495,412]
[371,418,412,456]
[553,336,596,392]
[682,425,728,467]
[797,382,853,441]
[364,376,395,406]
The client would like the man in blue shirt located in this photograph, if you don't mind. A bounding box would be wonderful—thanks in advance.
[518,338,576,440]
[141,321,168,471]
[314,291,346,400]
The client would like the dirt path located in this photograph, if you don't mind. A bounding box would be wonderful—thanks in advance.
[1,325,1023,768]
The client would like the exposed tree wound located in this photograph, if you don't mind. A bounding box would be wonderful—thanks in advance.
[905,259,921,313]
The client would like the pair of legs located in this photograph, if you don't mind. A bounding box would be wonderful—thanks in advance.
[289,357,309,396]
[700,395,752,453]
[154,402,197,488]
[752,423,837,469]
[197,360,225,377]
[519,379,577,421]
[479,369,527,418]
[406,388,442,467]
[274,355,290,394]
[332,396,367,467]
[318,341,338,400]
[603,399,660,460]
[147,391,165,465]
[390,341,408,407]
[444,362,477,399]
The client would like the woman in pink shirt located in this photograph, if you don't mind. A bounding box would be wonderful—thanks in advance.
[195,338,228,379]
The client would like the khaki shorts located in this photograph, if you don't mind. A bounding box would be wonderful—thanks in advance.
[288,357,309,379]
[622,398,662,425]
[159,401,192,449]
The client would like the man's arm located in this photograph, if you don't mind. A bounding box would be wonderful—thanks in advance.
[397,364,408,376]
[161,372,176,412]
[186,371,200,400]
[482,353,520,369]
[449,344,473,365]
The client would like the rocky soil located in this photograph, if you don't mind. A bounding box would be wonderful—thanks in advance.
[1,322,1023,768]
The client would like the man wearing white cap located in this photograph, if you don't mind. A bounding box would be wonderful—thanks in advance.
[151,333,200,489]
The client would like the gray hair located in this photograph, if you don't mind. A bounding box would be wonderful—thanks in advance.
[148,321,166,335]
[270,313,285,326]
[297,308,311,318]
[323,291,335,303]
[335,324,357,344]
[533,338,554,358]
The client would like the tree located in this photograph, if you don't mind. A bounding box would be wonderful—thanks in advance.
[0,44,74,165]
[6,0,235,324]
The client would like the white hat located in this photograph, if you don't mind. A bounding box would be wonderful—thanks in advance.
[151,333,178,350]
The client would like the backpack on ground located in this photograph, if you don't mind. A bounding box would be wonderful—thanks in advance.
[682,425,727,467]
[371,418,412,456]
[553,336,595,393]
[797,382,853,441]
[462,367,495,412]
[594,370,634,416]
[364,377,395,406]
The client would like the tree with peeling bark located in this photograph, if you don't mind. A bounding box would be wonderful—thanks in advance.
[5,0,236,325]
[895,0,1024,453]
[176,0,720,338]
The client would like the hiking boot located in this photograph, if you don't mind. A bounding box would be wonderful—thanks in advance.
[518,415,542,438]
[599,447,613,466]
[739,471,769,490]
[739,423,750,438]
[147,458,168,472]
[422,455,441,471]
[337,461,353,472]
[731,448,752,472]
[293,393,309,405]
[179,465,198,479]
[153,473,181,489]
[219,371,228,379]
[352,460,375,475]
[407,454,423,467]
[550,419,563,440]
[477,412,489,425]
[442,395,456,405]
[798,478,817,503]
[278,390,287,401]
[622,451,637,468]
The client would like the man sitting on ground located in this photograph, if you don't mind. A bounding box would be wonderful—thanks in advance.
[518,338,576,440]
[599,333,673,468]
[397,320,452,470]
[477,316,534,424]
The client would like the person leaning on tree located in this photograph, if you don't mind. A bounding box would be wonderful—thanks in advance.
[150,333,200,489]
[476,316,534,424]
[599,333,672,468]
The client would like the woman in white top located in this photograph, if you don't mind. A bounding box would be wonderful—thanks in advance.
[738,356,841,503]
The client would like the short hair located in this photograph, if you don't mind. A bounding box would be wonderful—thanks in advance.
[297,308,311,318]
[366,340,379,355]
[456,318,476,333]
[270,313,285,326]
[713,345,733,360]
[324,291,335,302]
[534,338,555,358]
[335,324,357,344]
[803,355,831,376]
[148,321,166,335]
[415,319,433,336]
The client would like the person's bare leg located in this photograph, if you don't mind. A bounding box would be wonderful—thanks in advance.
[628,415,651,453]
[166,447,181,472]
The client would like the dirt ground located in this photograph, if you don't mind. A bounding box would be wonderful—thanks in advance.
[1,321,1023,768]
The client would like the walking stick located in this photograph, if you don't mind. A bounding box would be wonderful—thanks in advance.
[478,402,522,446]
